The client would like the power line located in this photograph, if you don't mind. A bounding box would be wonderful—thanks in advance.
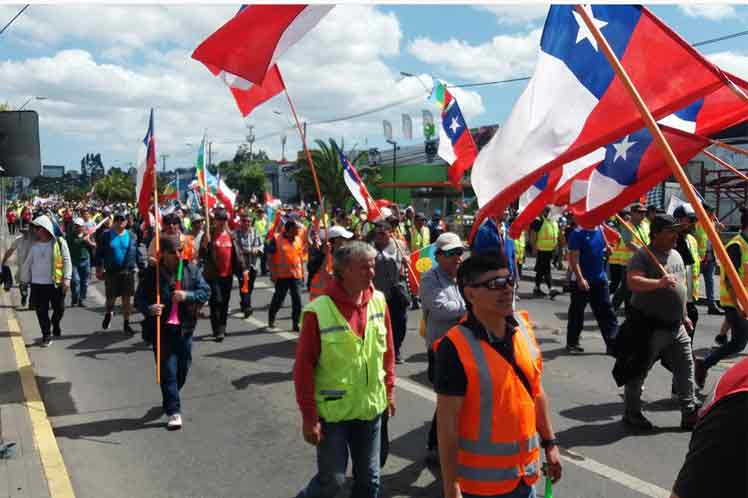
[0,4,29,37]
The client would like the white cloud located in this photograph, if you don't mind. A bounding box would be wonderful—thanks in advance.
[678,4,736,21]
[407,29,541,82]
[707,51,748,80]
[474,5,549,26]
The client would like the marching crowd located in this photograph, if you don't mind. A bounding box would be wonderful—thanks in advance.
[2,195,747,498]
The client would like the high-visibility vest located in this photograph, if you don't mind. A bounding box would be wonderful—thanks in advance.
[270,234,304,280]
[52,239,64,286]
[719,235,748,308]
[686,233,701,301]
[182,234,196,263]
[304,292,388,422]
[309,255,332,301]
[254,217,268,238]
[514,231,526,263]
[700,357,748,418]
[694,222,708,261]
[441,310,542,496]
[610,222,649,266]
[536,219,558,252]
[410,225,430,252]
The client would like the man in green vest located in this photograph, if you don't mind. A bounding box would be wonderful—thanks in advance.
[253,207,269,275]
[613,202,650,312]
[293,241,396,498]
[530,207,559,297]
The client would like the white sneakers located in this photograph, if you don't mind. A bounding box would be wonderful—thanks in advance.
[167,414,183,430]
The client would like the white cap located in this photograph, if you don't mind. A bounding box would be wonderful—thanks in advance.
[73,217,85,226]
[435,232,463,252]
[324,225,354,240]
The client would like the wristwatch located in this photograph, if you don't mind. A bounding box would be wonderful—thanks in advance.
[541,438,558,449]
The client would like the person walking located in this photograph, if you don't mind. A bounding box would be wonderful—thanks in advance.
[565,224,619,354]
[695,208,748,390]
[372,220,410,364]
[435,252,562,498]
[419,232,466,463]
[694,204,723,315]
[20,215,72,347]
[293,241,395,498]
[95,211,139,335]
[2,220,35,308]
[530,207,559,298]
[607,209,632,298]
[67,218,96,307]
[673,205,700,336]
[200,208,246,342]
[267,219,305,331]
[613,203,650,312]
[622,214,698,431]
[234,212,263,317]
[254,207,270,275]
[135,235,210,430]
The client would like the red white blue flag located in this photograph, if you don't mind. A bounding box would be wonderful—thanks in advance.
[436,87,478,189]
[135,109,156,221]
[338,146,382,221]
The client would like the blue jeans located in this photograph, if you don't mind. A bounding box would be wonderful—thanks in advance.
[71,259,90,304]
[704,306,748,369]
[463,482,535,498]
[701,258,716,305]
[153,328,193,416]
[297,414,382,498]
[566,279,618,348]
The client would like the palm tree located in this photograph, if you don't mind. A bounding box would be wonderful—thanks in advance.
[94,171,134,203]
[293,138,380,208]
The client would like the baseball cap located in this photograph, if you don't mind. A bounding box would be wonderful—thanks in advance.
[436,232,463,252]
[651,214,683,233]
[324,225,353,240]
[673,204,697,221]
[629,202,647,213]
[73,217,85,227]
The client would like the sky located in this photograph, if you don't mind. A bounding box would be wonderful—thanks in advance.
[2,3,748,173]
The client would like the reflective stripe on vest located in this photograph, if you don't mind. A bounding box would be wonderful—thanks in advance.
[719,235,748,308]
[536,219,558,252]
[305,292,389,423]
[446,311,541,496]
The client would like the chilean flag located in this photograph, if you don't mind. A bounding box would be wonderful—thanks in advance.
[472,4,732,240]
[192,5,333,85]
[437,87,478,189]
[135,109,156,222]
[214,63,287,118]
[338,146,382,221]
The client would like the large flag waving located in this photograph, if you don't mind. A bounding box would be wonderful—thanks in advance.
[135,109,156,221]
[472,4,733,235]
[433,82,478,189]
[192,5,333,85]
[338,146,382,221]
[218,63,286,118]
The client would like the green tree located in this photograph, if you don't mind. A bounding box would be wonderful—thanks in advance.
[93,170,134,203]
[218,159,269,201]
[293,139,379,208]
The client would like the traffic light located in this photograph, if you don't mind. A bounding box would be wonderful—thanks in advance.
[425,140,438,163]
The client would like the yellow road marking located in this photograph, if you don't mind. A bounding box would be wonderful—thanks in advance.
[4,293,76,498]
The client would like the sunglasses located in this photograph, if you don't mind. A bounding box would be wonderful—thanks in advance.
[469,275,515,290]
[440,248,464,257]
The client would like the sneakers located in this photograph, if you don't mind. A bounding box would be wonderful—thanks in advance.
[41,336,53,348]
[715,334,728,346]
[565,345,585,354]
[694,359,708,390]
[680,409,699,431]
[166,414,182,431]
[123,321,135,336]
[102,312,112,330]
[292,323,300,332]
[395,354,404,364]
[243,307,253,319]
[622,411,655,432]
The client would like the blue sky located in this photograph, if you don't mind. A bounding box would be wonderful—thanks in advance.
[1,3,747,173]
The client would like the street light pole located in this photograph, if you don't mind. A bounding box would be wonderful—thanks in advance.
[17,96,47,110]
[386,139,399,203]
[247,125,256,159]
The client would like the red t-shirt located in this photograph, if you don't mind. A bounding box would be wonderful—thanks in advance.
[214,231,233,277]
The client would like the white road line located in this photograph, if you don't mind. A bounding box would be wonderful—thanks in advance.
[242,315,672,498]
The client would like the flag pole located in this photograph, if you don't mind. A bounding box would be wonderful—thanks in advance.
[614,214,666,275]
[202,138,212,242]
[152,146,162,385]
[703,150,748,182]
[709,139,748,157]
[576,4,748,314]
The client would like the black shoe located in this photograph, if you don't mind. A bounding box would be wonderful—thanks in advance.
[123,322,135,335]
[715,334,728,346]
[71,300,79,307]
[694,359,707,390]
[102,312,112,330]
[79,301,87,308]
[565,345,585,354]
[707,306,724,316]
[52,328,61,338]
[41,336,52,348]
[267,319,276,329]
[549,289,560,300]
[532,288,546,297]
[292,323,300,332]
[243,307,252,319]
[623,412,655,432]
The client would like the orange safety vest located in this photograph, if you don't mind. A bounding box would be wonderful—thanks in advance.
[182,234,195,262]
[309,254,332,301]
[442,310,542,496]
[271,234,304,280]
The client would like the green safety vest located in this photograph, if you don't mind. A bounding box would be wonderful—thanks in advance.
[254,217,268,237]
[686,233,700,301]
[303,292,389,423]
[52,239,64,286]
[410,225,430,252]
[536,219,558,252]
[720,235,748,308]
[694,223,708,260]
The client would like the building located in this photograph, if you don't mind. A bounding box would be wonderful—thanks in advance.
[263,161,299,203]
[42,164,65,178]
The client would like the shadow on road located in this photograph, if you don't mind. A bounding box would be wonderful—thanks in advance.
[53,406,164,440]
[206,339,297,363]
[232,371,292,389]
[381,423,442,498]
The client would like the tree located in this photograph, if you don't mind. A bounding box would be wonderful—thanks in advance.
[93,170,134,203]
[218,159,269,201]
[293,138,379,208]
[234,144,269,163]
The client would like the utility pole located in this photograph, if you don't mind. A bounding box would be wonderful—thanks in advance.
[160,154,169,172]
[247,125,256,159]
[386,139,399,203]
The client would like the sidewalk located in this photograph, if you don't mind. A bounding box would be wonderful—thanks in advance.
[0,296,51,498]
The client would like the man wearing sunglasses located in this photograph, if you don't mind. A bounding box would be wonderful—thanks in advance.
[420,232,467,463]
[435,252,561,498]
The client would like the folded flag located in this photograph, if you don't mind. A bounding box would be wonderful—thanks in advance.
[219,63,286,118]
[135,109,156,222]
[472,4,730,238]
[338,145,382,221]
[433,81,478,189]
[192,4,333,85]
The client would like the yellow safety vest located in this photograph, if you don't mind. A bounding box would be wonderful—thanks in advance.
[254,217,268,237]
[514,231,526,262]
[694,223,708,261]
[303,292,389,422]
[52,239,64,286]
[536,219,558,252]
[686,234,701,301]
[719,235,748,308]
[410,225,430,252]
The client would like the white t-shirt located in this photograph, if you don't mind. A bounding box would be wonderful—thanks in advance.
[30,241,54,284]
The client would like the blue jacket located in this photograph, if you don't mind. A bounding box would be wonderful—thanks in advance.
[94,229,140,272]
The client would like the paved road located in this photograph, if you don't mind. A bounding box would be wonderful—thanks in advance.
[9,264,741,498]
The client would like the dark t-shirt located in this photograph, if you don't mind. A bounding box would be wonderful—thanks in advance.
[672,392,748,498]
[530,218,543,233]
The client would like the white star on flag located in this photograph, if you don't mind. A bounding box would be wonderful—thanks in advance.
[449,116,461,134]
[572,5,608,52]
[612,135,637,162]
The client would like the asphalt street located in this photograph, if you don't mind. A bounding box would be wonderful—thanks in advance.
[10,263,741,498]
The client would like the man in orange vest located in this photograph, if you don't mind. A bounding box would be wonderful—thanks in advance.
[267,219,304,331]
[435,252,562,498]
[308,225,353,301]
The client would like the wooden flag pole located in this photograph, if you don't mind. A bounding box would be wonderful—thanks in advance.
[710,139,748,158]
[152,150,162,385]
[703,150,748,182]
[576,4,748,313]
